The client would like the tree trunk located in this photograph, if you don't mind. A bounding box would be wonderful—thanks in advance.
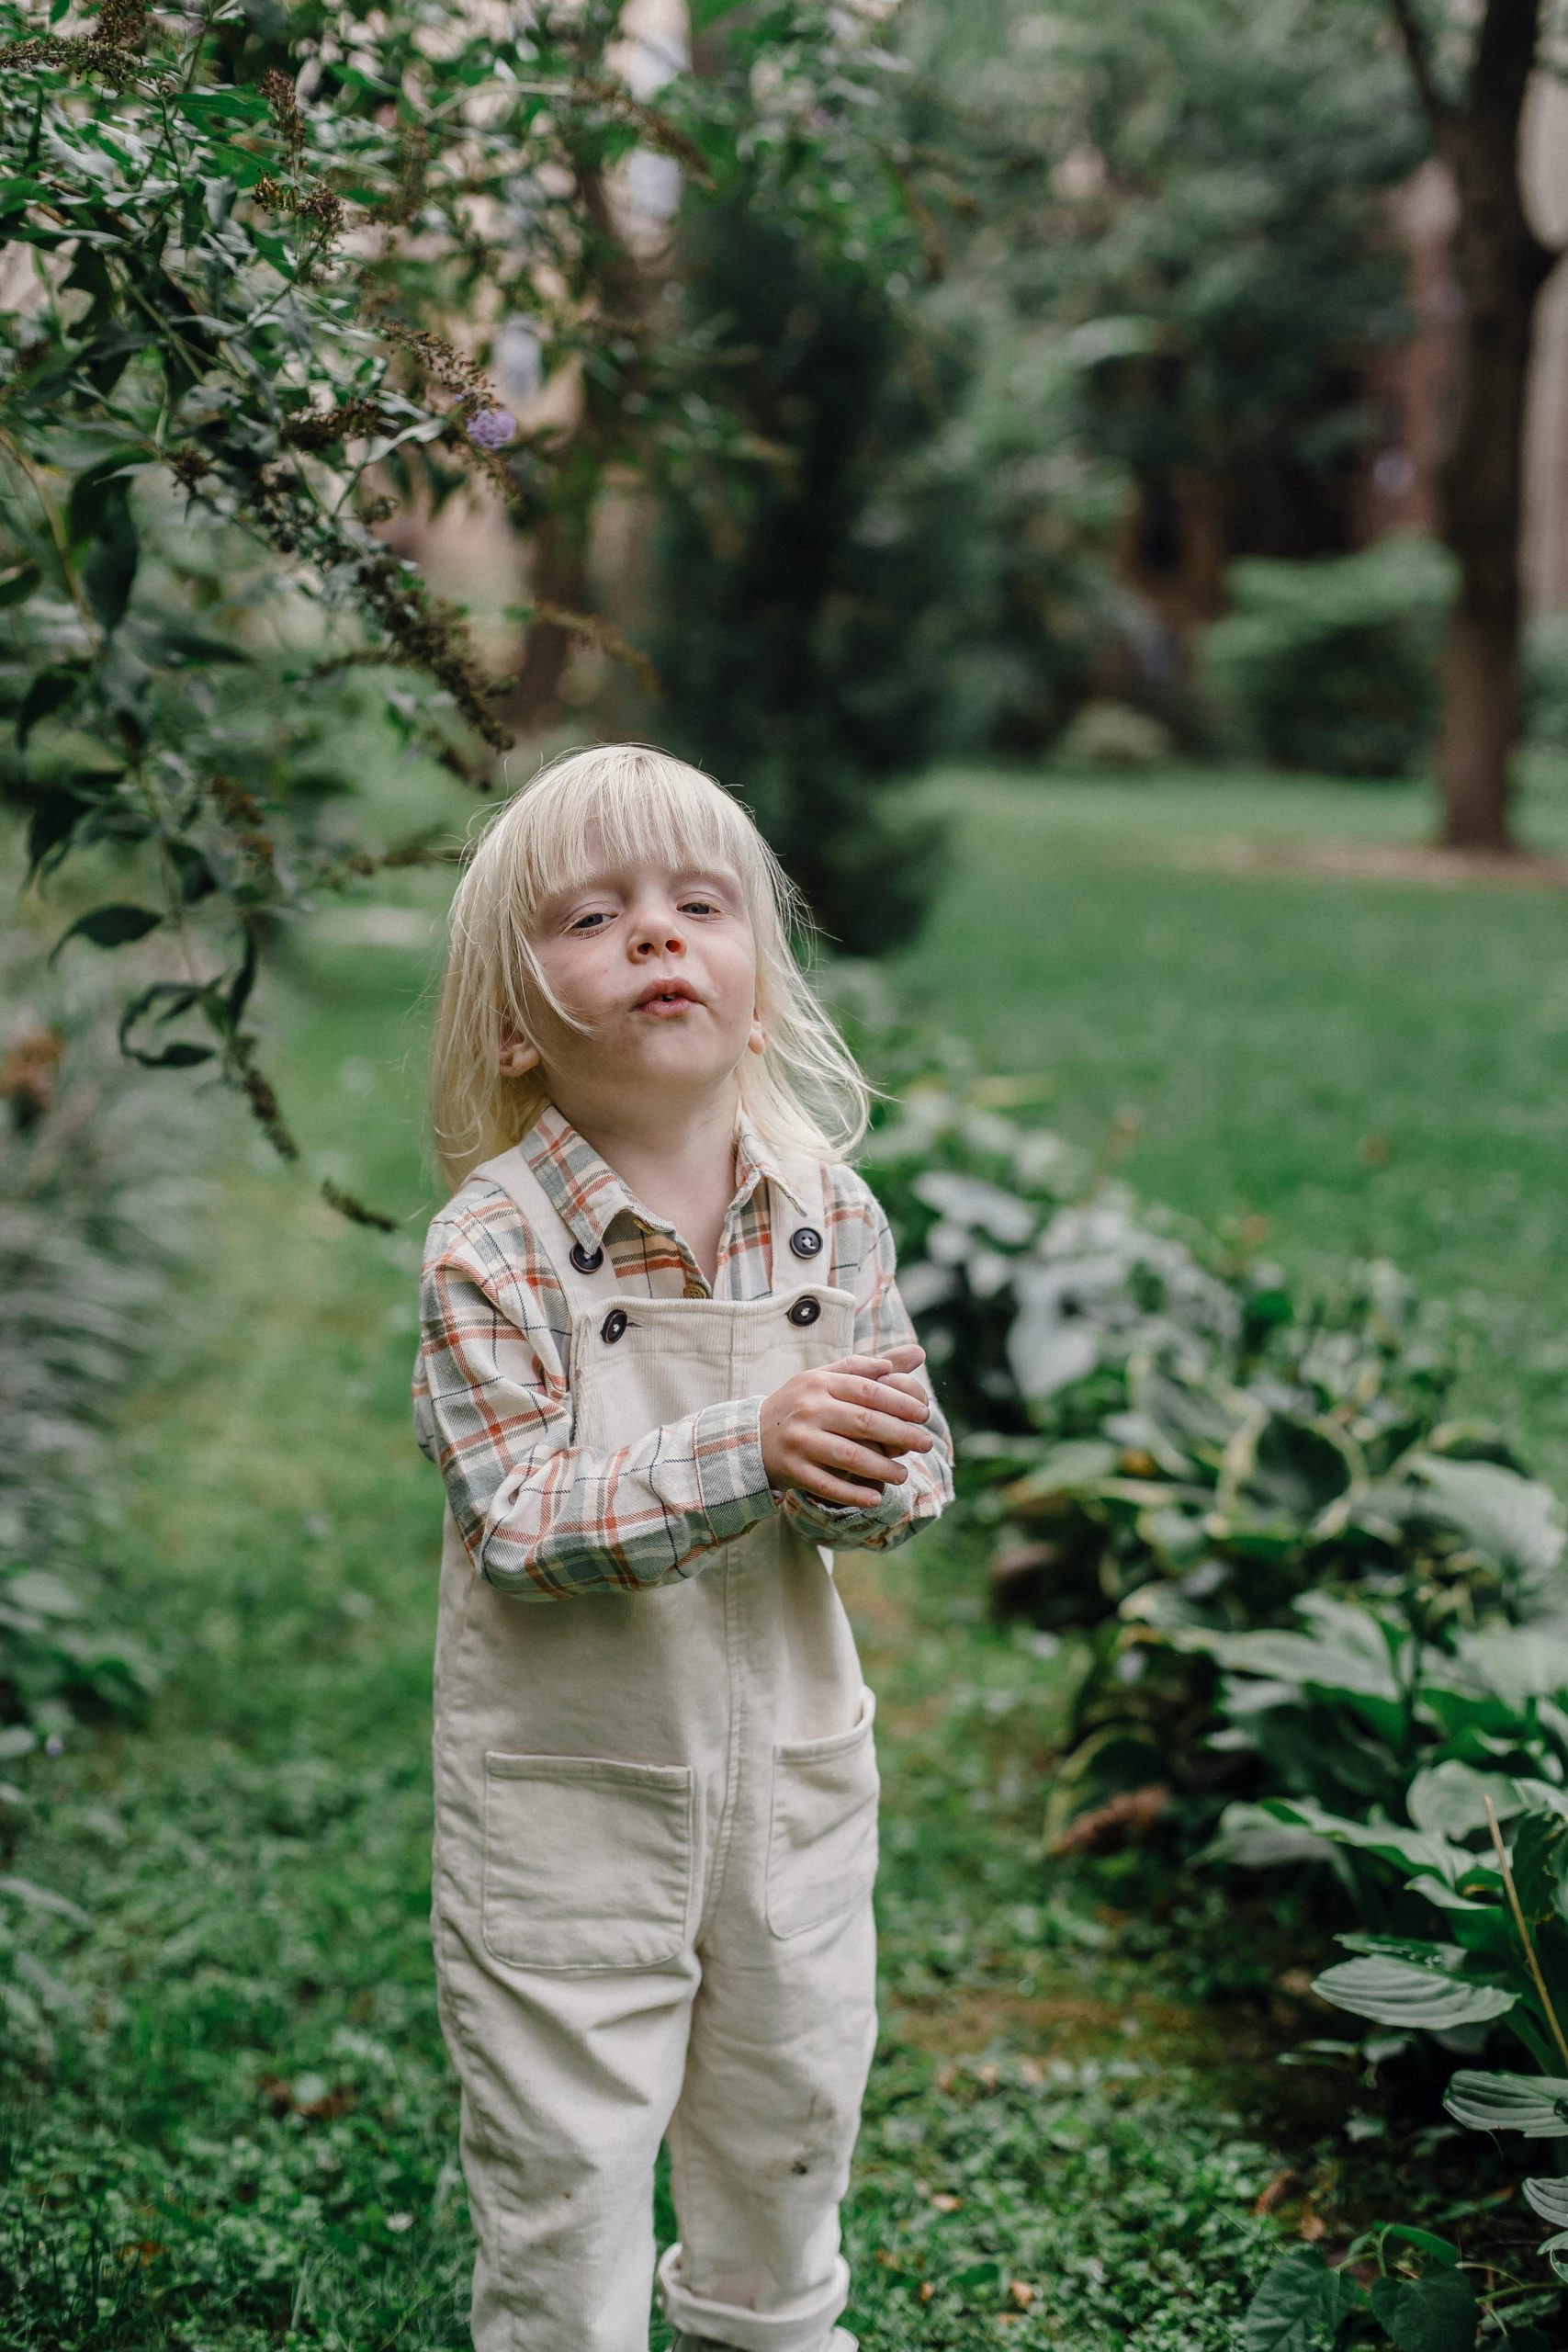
[1417,0,1558,850]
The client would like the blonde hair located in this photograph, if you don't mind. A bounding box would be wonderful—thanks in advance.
[423,742,873,1198]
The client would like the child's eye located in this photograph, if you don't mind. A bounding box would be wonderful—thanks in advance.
[680,898,719,917]
[569,910,610,933]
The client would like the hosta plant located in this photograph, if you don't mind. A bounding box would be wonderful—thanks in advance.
[1198,1600,1568,2332]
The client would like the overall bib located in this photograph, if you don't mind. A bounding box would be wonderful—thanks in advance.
[429,1142,881,2352]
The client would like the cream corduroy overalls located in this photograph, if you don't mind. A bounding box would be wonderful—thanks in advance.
[429,1140,881,2352]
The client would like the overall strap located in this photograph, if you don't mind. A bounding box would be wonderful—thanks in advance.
[469,1143,622,1313]
[768,1153,830,1290]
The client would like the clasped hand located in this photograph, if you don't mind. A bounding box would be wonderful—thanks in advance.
[760,1342,934,1510]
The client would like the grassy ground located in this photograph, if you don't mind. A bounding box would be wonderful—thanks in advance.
[892,757,1568,1483]
[0,899,1295,2350]
[6,756,1567,2346]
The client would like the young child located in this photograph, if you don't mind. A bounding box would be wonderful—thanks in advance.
[412,743,953,2352]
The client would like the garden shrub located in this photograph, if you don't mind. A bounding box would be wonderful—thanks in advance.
[853,1000,1563,1837]
[1201,536,1455,778]
[1194,1594,1568,2341]
[1524,614,1568,753]
[1054,698,1175,769]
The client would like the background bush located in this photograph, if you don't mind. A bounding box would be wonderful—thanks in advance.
[1201,538,1455,778]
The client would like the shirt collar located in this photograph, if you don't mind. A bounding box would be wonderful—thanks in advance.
[520,1101,807,1254]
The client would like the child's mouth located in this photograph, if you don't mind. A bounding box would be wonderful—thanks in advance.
[636,989,695,1016]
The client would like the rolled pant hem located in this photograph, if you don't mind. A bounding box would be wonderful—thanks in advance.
[656,2241,851,2352]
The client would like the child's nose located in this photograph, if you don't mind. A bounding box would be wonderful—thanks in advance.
[629,912,686,956]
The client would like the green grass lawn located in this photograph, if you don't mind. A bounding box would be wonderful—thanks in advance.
[892,758,1568,1481]
[7,754,1568,2346]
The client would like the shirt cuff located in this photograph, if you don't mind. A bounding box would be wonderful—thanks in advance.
[779,1477,909,1549]
[691,1394,778,1548]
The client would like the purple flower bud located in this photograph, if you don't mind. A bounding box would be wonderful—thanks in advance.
[45,1733,63,1757]
[467,407,516,450]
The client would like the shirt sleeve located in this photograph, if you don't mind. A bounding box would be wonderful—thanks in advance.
[412,1202,776,1600]
[777,1173,954,1554]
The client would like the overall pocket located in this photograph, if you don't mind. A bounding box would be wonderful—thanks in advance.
[765,1685,880,1939]
[481,1751,694,1971]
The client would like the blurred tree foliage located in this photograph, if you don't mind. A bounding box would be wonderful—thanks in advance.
[648,189,961,956]
[0,0,908,1204]
[1008,2,1419,540]
[653,0,1428,784]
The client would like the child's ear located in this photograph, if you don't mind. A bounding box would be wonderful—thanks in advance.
[499,1028,541,1078]
[747,1013,765,1057]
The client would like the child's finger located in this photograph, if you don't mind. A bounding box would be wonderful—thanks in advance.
[797,1468,895,1507]
[819,1401,933,1456]
[825,1372,931,1424]
[802,1438,908,1494]
[883,1341,926,1374]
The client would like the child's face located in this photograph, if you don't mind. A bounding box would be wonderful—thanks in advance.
[509,853,762,1123]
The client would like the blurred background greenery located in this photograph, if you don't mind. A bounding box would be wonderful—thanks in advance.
[6,1,1568,2346]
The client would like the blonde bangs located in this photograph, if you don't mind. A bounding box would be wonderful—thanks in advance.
[423,743,873,1199]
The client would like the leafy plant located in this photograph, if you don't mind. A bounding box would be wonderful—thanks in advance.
[1182,1595,1568,2335]
[1202,537,1457,779]
[0,0,914,1208]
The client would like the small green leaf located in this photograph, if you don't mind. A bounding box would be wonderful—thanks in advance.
[0,1874,89,1927]
[48,903,163,962]
[0,560,40,606]
[16,663,85,747]
[1375,2225,1459,2267]
[80,478,139,630]
[1523,2176,1568,2228]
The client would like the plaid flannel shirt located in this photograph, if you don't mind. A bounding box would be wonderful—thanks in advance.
[412,1102,953,1600]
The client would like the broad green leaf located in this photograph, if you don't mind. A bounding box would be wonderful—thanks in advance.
[1406,1761,1529,1843]
[1459,1620,1568,1709]
[1262,1798,1463,1884]
[1512,1810,1568,1925]
[1003,1441,1120,1506]
[1194,1631,1400,1703]
[1313,1955,1515,2030]
[1198,1802,1336,1870]
[1368,2267,1477,2352]
[1444,2069,1568,2135]
[1222,1409,1358,1521]
[1408,1453,1565,1582]
[4,1568,85,1620]
[1244,2246,1357,2352]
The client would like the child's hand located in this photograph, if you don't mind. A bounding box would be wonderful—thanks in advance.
[761,1347,935,1509]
